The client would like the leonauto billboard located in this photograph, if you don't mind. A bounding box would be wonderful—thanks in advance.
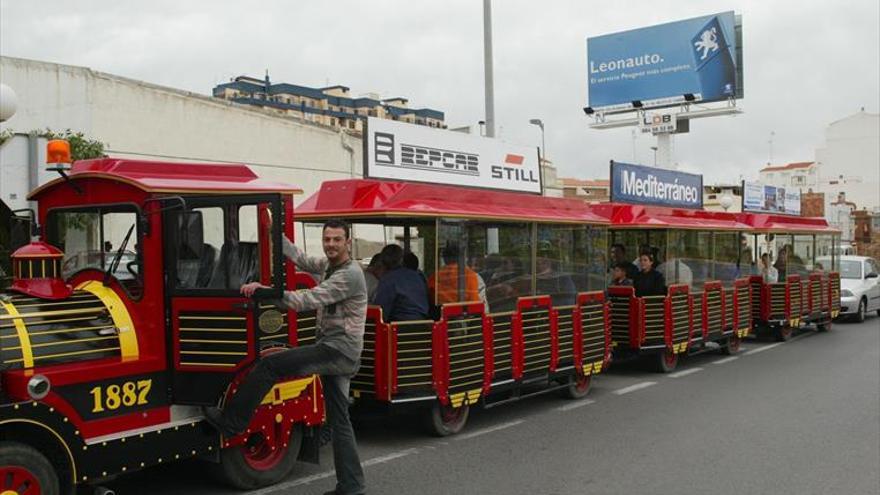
[587,12,742,112]
[364,117,542,194]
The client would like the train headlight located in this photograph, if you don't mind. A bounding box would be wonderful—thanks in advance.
[27,374,51,400]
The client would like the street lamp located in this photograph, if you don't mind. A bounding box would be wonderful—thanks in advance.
[529,119,546,195]
[529,118,545,159]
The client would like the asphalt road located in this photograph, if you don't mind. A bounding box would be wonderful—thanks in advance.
[108,317,880,495]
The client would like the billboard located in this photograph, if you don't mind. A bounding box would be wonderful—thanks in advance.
[742,181,801,216]
[364,117,542,194]
[610,161,703,209]
[587,12,742,112]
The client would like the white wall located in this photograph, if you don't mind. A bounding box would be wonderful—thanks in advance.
[816,111,880,211]
[0,56,361,207]
[0,134,50,211]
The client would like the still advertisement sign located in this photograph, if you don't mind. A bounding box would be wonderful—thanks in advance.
[610,161,703,209]
[742,181,801,215]
[639,111,678,134]
[587,11,740,111]
[364,117,542,194]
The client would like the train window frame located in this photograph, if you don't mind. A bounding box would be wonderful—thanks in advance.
[164,194,285,298]
[46,202,146,301]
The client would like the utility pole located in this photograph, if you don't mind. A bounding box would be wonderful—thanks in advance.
[483,0,496,138]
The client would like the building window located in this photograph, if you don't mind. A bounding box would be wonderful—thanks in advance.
[349,120,355,129]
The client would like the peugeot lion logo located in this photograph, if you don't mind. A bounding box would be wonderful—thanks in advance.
[694,27,720,60]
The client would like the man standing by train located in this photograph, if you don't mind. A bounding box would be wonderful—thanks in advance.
[203,219,367,495]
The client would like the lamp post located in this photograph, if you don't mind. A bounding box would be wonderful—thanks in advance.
[529,118,546,195]
[529,118,545,157]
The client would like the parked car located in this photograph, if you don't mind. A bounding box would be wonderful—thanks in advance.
[820,255,880,322]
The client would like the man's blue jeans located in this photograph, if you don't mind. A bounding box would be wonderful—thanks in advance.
[220,343,366,494]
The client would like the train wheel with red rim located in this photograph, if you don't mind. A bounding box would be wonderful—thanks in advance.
[775,324,793,342]
[426,400,469,437]
[722,335,741,355]
[0,441,60,495]
[656,348,678,373]
[560,373,592,399]
[218,423,303,489]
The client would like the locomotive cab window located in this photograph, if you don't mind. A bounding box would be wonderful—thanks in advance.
[47,204,144,299]
[167,197,283,294]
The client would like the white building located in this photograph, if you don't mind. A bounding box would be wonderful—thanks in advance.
[757,161,819,192]
[0,56,362,213]
[815,110,880,212]
[703,184,743,212]
[826,192,857,242]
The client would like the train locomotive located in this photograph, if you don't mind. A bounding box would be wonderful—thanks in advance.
[1,141,323,494]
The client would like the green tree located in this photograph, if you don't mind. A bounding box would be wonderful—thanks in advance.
[38,129,106,160]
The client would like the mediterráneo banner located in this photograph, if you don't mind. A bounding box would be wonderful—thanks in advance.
[610,161,703,209]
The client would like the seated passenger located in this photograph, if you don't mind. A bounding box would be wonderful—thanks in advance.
[760,253,779,283]
[363,254,385,303]
[610,243,639,281]
[658,256,693,286]
[633,253,667,297]
[373,245,430,321]
[427,243,486,307]
[535,251,576,305]
[609,262,633,287]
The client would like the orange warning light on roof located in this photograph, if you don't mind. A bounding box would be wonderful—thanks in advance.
[47,139,72,165]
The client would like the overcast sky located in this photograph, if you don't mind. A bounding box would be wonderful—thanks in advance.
[2,0,878,183]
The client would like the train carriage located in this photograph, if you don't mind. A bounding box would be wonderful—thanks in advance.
[1,143,324,494]
[593,203,755,372]
[738,212,840,340]
[295,179,613,435]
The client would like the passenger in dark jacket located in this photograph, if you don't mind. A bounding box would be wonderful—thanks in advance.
[633,253,667,297]
[373,245,430,321]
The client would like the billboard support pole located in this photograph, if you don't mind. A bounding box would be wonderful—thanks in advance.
[656,133,673,169]
[482,0,496,138]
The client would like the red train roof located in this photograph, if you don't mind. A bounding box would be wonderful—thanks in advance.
[737,212,838,233]
[589,203,751,231]
[295,179,607,224]
[28,158,302,200]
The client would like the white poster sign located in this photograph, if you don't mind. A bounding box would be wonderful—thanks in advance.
[742,180,802,215]
[364,117,542,194]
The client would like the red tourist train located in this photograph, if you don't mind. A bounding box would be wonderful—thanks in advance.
[1,146,841,493]
[1,143,324,494]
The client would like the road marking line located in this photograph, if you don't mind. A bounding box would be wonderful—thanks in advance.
[744,343,782,355]
[250,448,419,494]
[613,381,657,395]
[454,420,524,441]
[362,448,419,466]
[668,367,703,378]
[713,356,739,365]
[556,399,596,412]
